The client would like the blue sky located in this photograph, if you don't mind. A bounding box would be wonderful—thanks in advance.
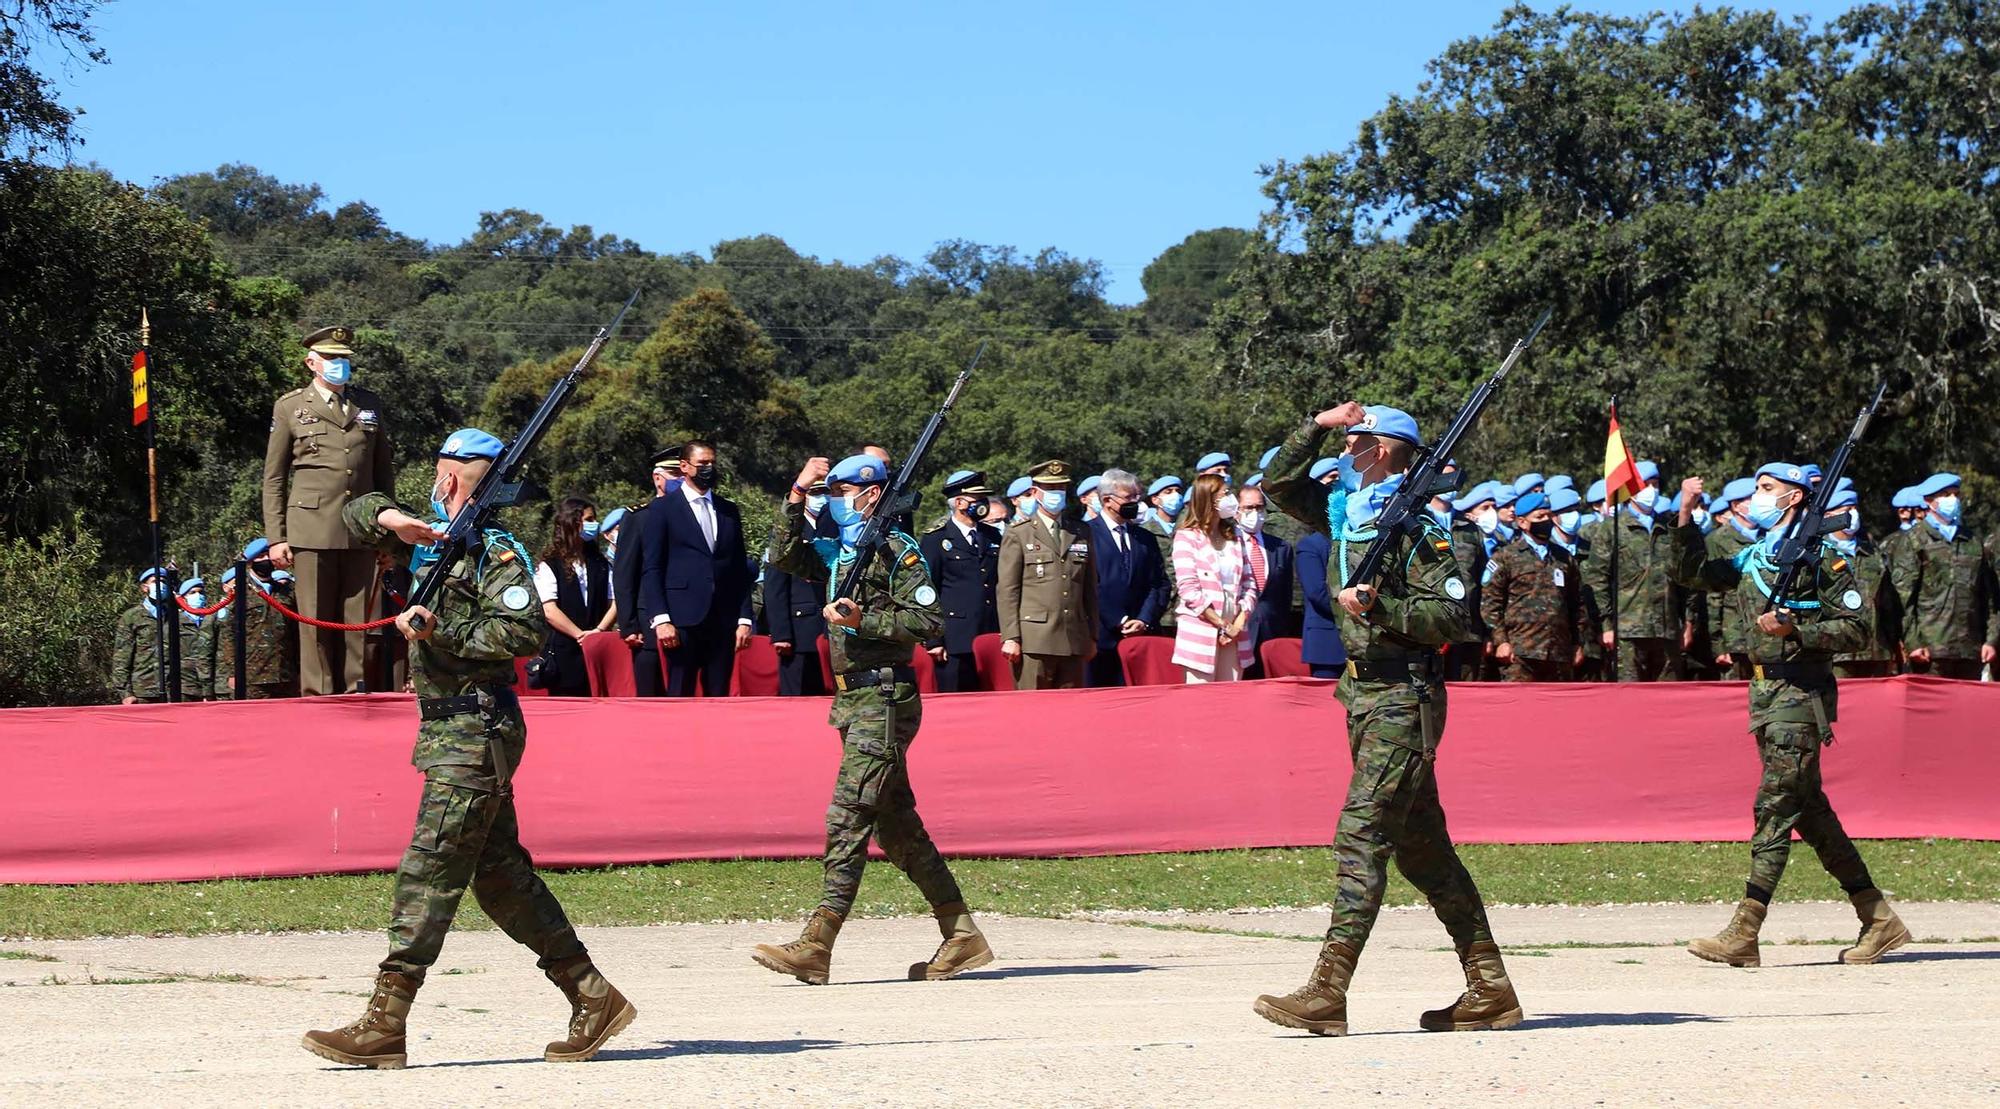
[56,1,1828,303]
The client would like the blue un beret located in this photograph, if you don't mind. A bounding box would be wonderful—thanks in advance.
[221,566,239,585]
[830,454,891,487]
[1756,461,1810,489]
[1349,406,1421,447]
[598,506,628,534]
[1494,484,1520,509]
[1147,475,1184,497]
[1195,451,1231,471]
[1802,463,1824,482]
[1826,487,1859,510]
[138,566,165,584]
[1914,472,1961,499]
[1008,476,1035,499]
[1586,478,1608,503]
[1308,458,1340,481]
[1721,477,1758,504]
[438,427,505,462]
[1547,488,1582,514]
[1077,475,1101,496]
[1545,475,1575,493]
[1513,473,1546,496]
[1635,460,1661,483]
[1891,486,1923,509]
[1258,446,1281,470]
[1514,491,1550,515]
[177,577,203,596]
[242,537,271,561]
[944,469,979,488]
[1244,473,1265,489]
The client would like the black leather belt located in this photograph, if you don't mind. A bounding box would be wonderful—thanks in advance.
[418,695,481,721]
[1344,655,1440,682]
[834,666,914,693]
[1752,661,1833,683]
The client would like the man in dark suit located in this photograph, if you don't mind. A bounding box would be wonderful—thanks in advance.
[764,481,830,696]
[614,446,680,696]
[920,470,1003,692]
[1294,530,1347,678]
[1085,469,1169,686]
[638,439,754,697]
[1238,479,1295,678]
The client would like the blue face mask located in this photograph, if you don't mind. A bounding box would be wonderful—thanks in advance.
[320,357,353,386]
[1744,492,1787,531]
[828,491,868,545]
[1932,495,1961,523]
[581,521,600,541]
[1040,489,1067,514]
[1336,452,1365,493]
[1159,492,1184,518]
[429,477,451,523]
[805,494,828,515]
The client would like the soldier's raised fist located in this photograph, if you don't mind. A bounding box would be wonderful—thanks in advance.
[1315,401,1367,431]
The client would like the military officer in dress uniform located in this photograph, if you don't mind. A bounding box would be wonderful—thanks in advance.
[920,470,1003,692]
[262,325,395,695]
[998,459,1100,690]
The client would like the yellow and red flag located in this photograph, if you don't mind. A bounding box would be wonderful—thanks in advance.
[130,349,150,426]
[1603,401,1643,503]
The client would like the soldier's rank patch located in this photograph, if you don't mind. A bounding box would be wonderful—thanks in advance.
[1842,589,1863,610]
[501,585,532,611]
[1444,578,1466,600]
[913,584,938,606]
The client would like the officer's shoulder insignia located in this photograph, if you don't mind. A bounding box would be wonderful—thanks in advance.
[913,584,938,606]
[501,585,532,611]
[1444,578,1466,600]
[1842,589,1863,610]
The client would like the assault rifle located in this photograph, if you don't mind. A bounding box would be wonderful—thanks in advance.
[833,342,985,602]
[408,288,640,631]
[1351,309,1551,606]
[1764,381,1888,613]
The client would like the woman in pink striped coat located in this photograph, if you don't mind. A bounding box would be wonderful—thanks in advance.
[1171,474,1262,682]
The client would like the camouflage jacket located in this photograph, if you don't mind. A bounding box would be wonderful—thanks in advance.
[216,577,301,689]
[345,492,544,770]
[1705,524,1757,655]
[1480,535,1590,661]
[1450,518,1489,641]
[1583,508,1684,640]
[1671,522,1868,730]
[1831,538,1897,665]
[109,603,209,700]
[1888,521,2000,659]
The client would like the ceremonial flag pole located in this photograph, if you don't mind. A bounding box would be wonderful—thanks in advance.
[134,310,173,700]
[1602,397,1644,683]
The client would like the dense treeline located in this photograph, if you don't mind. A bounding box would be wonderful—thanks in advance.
[4,0,1998,704]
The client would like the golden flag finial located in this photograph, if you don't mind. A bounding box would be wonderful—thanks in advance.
[140,307,151,347]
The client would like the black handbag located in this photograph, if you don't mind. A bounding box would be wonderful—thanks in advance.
[524,641,559,690]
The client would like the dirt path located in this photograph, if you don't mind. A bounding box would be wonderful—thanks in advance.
[4,902,1995,1106]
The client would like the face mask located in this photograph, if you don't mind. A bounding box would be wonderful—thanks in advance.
[1744,491,1787,530]
[1337,451,1366,493]
[1040,490,1067,514]
[1635,485,1660,509]
[581,521,600,541]
[961,497,987,521]
[1556,511,1580,534]
[1217,494,1239,520]
[1933,495,1961,523]
[320,357,353,386]
[1691,508,1711,530]
[688,462,718,490]
[1838,509,1859,535]
[1239,508,1263,532]
[1014,499,1035,522]
[429,477,451,522]
[805,493,828,515]
[1116,500,1140,522]
[828,491,868,545]
[271,570,294,585]
[1526,519,1554,542]
[1474,508,1498,534]
[1900,516,1916,531]
[1159,492,1184,517]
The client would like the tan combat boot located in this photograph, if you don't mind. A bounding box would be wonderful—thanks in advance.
[909,900,995,981]
[1253,941,1357,1036]
[543,954,639,1062]
[1420,941,1525,1031]
[752,907,843,985]
[1840,890,1911,964]
[1687,898,1767,967]
[301,971,419,1069]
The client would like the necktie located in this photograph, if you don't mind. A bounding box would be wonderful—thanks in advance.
[697,496,716,549]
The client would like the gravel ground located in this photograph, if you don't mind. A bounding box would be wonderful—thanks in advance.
[3,901,1995,1106]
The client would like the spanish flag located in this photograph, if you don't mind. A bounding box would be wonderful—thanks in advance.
[1603,400,1643,504]
[130,349,150,427]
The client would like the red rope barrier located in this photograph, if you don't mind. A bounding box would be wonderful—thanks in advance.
[172,590,236,617]
[251,587,400,631]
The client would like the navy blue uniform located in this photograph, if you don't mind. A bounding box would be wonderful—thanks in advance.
[762,553,828,695]
[1087,515,1170,686]
[919,519,1003,691]
[1294,531,1347,677]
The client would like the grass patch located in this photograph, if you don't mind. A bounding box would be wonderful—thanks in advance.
[1,840,1993,941]
[0,949,57,961]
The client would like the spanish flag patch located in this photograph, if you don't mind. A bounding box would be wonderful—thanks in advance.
[493,547,516,563]
[1830,558,1847,573]
[903,552,921,569]
[1433,539,1452,552]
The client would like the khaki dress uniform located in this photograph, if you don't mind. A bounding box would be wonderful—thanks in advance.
[998,459,1100,689]
[262,326,394,694]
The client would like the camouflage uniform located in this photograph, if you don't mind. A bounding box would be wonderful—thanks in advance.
[343,491,586,983]
[1672,522,1874,896]
[217,575,303,697]
[1889,521,2000,680]
[1831,538,1899,678]
[108,602,207,702]
[765,499,963,916]
[1583,509,1685,681]
[1266,422,1494,956]
[1480,534,1590,681]
[1706,524,1758,679]
[1445,517,1489,681]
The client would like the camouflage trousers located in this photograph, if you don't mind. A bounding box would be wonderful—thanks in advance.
[1504,657,1573,682]
[1326,680,1494,955]
[1616,637,1681,682]
[820,687,963,916]
[1747,723,1871,896]
[380,757,584,981]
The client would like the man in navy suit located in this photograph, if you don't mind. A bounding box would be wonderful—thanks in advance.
[763,481,830,696]
[1087,469,1169,686]
[1238,478,1295,678]
[614,446,680,696]
[638,439,755,697]
[920,470,1004,692]
[1293,459,1347,678]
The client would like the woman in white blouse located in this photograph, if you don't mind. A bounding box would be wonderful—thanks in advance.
[533,497,617,696]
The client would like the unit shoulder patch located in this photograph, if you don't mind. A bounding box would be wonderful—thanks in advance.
[1444,578,1467,600]
[501,585,532,611]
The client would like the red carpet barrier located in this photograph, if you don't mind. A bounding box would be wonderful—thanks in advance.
[1,676,1991,884]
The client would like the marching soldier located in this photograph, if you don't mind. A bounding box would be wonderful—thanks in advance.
[998,460,1100,690]
[215,539,302,698]
[919,470,1003,692]
[1254,402,1520,1037]
[302,428,634,1069]
[262,325,395,695]
[1890,473,2000,679]
[1480,492,1590,680]
[1672,467,1909,967]
[752,454,993,984]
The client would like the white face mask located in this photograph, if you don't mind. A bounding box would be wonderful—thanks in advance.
[1239,508,1262,533]
[1556,510,1580,535]
[1635,485,1660,509]
[1217,494,1239,519]
[1474,507,1499,534]
[1933,494,1961,522]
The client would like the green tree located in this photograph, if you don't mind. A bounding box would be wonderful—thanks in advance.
[1141,227,1255,333]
